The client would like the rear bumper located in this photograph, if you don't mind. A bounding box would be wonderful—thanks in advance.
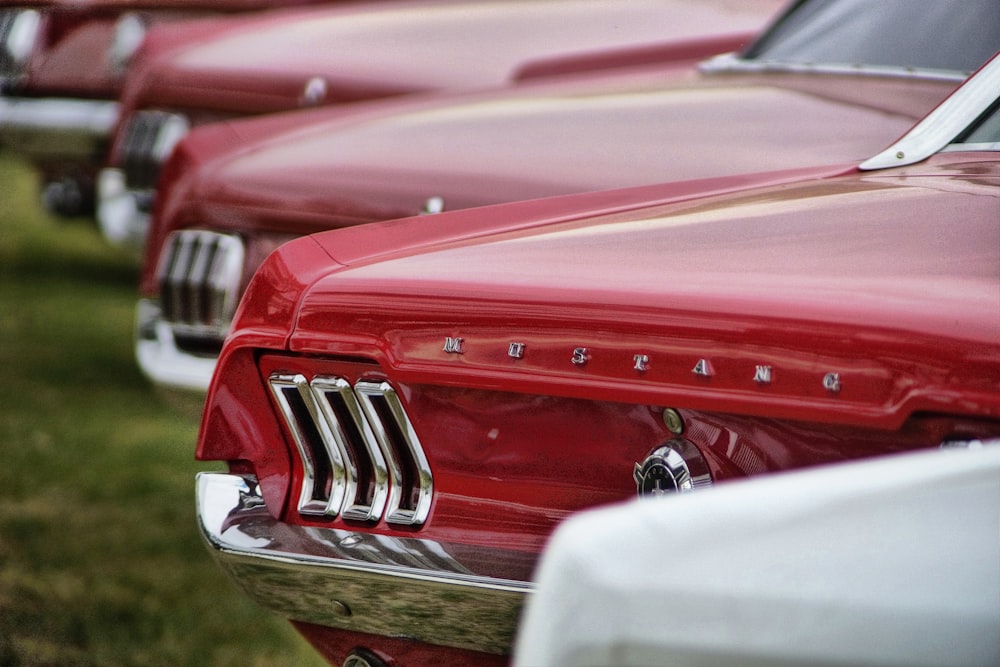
[0,95,118,160]
[196,472,531,656]
[135,299,218,393]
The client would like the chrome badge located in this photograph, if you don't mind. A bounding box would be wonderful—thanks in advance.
[634,439,712,498]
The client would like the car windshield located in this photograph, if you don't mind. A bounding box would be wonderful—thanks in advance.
[738,0,1000,76]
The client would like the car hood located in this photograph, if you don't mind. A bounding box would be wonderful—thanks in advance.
[16,0,328,10]
[285,154,1000,429]
[175,70,957,232]
[127,0,781,111]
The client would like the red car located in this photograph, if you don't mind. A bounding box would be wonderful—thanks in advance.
[0,0,341,216]
[136,0,999,392]
[97,0,780,247]
[194,47,1000,667]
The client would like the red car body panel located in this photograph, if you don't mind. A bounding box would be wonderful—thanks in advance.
[197,146,1000,662]
[4,0,339,98]
[99,0,780,246]
[117,0,779,116]
[192,48,1000,660]
[141,70,956,293]
[0,0,350,214]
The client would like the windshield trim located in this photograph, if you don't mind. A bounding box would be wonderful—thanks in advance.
[860,55,1000,170]
[700,53,970,83]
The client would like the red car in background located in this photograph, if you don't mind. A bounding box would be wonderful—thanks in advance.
[135,0,999,393]
[195,53,1000,666]
[0,0,341,216]
[97,0,781,247]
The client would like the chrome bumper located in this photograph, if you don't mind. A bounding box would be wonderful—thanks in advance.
[97,168,151,249]
[196,472,531,656]
[135,299,218,393]
[0,95,118,159]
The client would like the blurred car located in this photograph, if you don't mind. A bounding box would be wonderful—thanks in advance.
[136,0,1000,393]
[194,52,1000,666]
[0,0,344,217]
[514,444,1000,667]
[97,0,781,247]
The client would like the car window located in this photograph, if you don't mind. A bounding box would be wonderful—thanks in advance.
[743,0,1000,75]
[957,101,1000,147]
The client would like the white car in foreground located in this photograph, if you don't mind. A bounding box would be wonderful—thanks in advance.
[515,444,1000,667]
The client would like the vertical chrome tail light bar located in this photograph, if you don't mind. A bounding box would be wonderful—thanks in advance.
[268,374,433,527]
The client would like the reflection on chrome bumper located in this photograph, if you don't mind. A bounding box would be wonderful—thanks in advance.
[135,299,217,393]
[0,96,118,159]
[196,472,532,656]
[97,168,150,249]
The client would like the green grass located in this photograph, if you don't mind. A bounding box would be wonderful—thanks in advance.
[0,154,327,666]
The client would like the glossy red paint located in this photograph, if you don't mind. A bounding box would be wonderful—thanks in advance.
[7,0,339,98]
[141,69,956,295]
[116,0,778,118]
[197,143,1000,661]
[0,0,346,215]
[105,0,780,243]
[190,43,1000,661]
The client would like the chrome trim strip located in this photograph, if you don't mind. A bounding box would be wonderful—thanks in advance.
[196,472,530,656]
[860,55,1000,170]
[0,97,119,158]
[700,52,969,83]
[355,380,434,526]
[134,298,218,393]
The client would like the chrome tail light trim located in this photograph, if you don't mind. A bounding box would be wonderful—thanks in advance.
[157,230,245,339]
[118,110,190,190]
[269,374,349,517]
[355,381,434,526]
[311,377,390,523]
[268,374,431,526]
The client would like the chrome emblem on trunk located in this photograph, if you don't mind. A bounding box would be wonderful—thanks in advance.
[692,358,713,377]
[634,439,713,497]
[633,354,650,372]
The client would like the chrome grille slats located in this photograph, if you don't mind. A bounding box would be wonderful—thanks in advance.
[268,374,432,526]
[119,110,190,190]
[156,230,245,339]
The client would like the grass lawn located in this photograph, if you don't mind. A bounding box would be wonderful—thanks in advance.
[0,153,327,666]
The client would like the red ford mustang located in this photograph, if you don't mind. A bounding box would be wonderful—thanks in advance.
[194,50,1000,666]
[0,0,339,216]
[135,0,1000,393]
[97,0,780,247]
